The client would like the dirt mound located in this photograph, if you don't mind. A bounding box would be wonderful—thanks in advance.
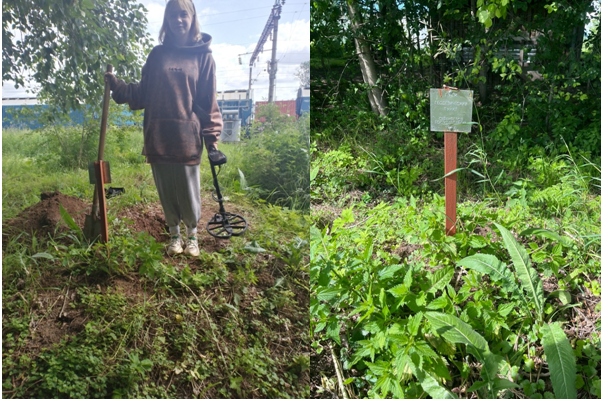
[3,192,245,254]
[2,192,170,244]
[3,191,90,242]
[116,197,249,246]
[117,203,168,242]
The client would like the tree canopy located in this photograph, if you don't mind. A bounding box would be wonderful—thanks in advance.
[311,0,601,154]
[295,60,310,87]
[2,0,151,113]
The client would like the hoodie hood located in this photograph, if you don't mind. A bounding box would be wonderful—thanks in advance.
[169,32,213,52]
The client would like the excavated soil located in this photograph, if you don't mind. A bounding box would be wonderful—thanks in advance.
[117,202,168,242]
[2,191,249,254]
[3,191,90,243]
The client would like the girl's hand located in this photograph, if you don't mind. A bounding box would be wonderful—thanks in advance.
[207,143,218,152]
[208,147,226,165]
[104,72,118,90]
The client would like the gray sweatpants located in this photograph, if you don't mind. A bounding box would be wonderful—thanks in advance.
[151,163,201,237]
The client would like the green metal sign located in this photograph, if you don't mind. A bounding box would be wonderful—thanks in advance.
[430,88,474,132]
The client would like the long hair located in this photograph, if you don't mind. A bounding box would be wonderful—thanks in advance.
[158,0,202,45]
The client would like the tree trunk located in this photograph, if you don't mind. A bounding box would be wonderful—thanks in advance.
[347,0,388,116]
[409,3,424,79]
[378,0,393,65]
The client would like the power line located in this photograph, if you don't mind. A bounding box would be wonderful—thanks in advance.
[199,3,306,17]
[202,9,308,26]
[216,58,309,72]
[200,5,274,16]
[278,2,308,63]
[204,15,272,26]
[201,0,305,7]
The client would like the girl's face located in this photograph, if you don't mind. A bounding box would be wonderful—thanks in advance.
[167,2,193,43]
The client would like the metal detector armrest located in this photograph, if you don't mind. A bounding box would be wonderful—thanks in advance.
[208,150,227,166]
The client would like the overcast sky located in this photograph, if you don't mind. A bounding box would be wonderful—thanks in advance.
[2,0,309,101]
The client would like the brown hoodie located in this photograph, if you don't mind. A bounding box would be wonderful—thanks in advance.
[111,33,223,165]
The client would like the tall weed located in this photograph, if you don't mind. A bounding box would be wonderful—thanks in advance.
[311,197,599,398]
[238,110,310,210]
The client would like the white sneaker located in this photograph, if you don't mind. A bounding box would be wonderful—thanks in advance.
[184,236,200,257]
[167,235,184,255]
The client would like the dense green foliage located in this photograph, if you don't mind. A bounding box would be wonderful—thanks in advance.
[311,1,601,397]
[311,0,601,199]
[239,105,310,211]
[311,184,601,398]
[2,0,151,113]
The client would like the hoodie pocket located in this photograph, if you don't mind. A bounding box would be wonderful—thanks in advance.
[144,119,202,160]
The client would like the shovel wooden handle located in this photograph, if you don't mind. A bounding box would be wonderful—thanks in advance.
[91,63,113,243]
[95,161,109,243]
[98,64,113,161]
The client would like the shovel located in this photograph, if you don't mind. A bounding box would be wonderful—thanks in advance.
[83,64,113,243]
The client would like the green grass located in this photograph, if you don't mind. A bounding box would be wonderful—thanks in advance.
[1,127,259,218]
[2,122,310,398]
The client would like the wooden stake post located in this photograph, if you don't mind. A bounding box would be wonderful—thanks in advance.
[430,87,473,236]
[444,131,457,235]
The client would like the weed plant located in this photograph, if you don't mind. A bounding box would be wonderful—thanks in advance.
[311,193,601,398]
[238,106,310,211]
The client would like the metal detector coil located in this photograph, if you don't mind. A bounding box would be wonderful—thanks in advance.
[206,149,248,239]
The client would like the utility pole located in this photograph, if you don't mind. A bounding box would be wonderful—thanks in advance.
[267,6,280,103]
[248,0,284,103]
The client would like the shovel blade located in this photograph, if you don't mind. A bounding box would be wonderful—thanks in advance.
[83,161,109,244]
[83,213,102,243]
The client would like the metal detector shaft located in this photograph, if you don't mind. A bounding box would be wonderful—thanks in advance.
[210,161,226,214]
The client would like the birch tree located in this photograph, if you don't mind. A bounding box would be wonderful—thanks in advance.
[346,0,388,116]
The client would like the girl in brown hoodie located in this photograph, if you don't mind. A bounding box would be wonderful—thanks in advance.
[105,0,223,256]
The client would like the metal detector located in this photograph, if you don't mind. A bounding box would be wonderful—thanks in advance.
[206,149,248,239]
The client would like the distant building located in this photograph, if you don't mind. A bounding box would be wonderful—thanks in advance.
[2,98,43,130]
[296,86,310,117]
[2,97,134,129]
[2,97,76,129]
[2,97,40,106]
[254,87,309,121]
[216,90,255,142]
[216,90,254,127]
[3,88,307,132]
